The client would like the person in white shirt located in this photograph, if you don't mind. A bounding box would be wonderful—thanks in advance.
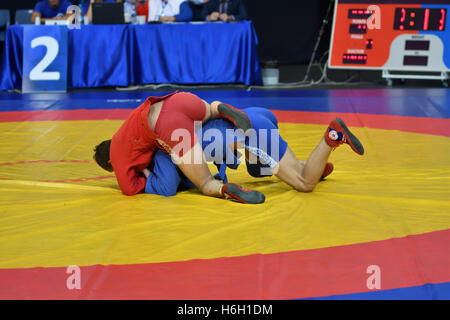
[147,0,193,22]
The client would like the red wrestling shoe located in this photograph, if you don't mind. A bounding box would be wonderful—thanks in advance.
[221,183,265,204]
[218,103,252,132]
[324,118,364,155]
[321,162,334,180]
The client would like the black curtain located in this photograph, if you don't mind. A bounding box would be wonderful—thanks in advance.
[1,0,39,12]
[244,0,330,65]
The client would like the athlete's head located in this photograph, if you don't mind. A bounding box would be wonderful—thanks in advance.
[93,140,113,172]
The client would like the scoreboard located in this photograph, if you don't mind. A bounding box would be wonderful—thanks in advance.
[328,0,450,73]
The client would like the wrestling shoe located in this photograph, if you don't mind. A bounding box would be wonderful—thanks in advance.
[321,162,334,180]
[221,183,265,204]
[218,103,252,132]
[324,118,364,155]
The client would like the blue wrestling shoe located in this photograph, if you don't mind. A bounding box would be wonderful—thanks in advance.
[221,183,265,204]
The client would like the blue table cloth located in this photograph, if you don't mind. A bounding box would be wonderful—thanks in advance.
[0,22,262,91]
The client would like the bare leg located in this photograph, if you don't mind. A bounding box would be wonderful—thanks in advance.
[301,138,332,184]
[201,100,222,122]
[169,98,263,202]
[274,138,331,192]
[175,142,223,198]
[149,98,223,197]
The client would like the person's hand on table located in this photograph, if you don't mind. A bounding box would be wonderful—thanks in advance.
[207,11,219,21]
[219,13,230,22]
[66,13,76,21]
[160,16,176,23]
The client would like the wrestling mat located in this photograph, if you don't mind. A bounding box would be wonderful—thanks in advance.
[0,89,449,299]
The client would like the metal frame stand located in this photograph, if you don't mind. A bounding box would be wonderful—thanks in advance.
[303,0,335,82]
[382,69,449,87]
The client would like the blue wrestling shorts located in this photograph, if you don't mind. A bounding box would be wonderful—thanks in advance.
[243,107,288,177]
[199,107,288,180]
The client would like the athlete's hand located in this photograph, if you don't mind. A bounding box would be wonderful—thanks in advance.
[142,168,151,178]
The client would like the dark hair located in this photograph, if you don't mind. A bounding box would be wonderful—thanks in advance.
[93,140,113,172]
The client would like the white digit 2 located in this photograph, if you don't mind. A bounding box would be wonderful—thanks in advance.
[29,36,60,81]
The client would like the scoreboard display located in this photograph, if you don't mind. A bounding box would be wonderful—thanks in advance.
[329,0,450,72]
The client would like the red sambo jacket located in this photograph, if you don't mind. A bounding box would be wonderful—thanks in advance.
[110,92,176,195]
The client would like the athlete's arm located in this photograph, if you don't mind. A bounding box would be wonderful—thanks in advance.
[144,150,183,197]
[114,166,147,196]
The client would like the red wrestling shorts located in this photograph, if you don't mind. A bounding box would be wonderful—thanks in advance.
[154,92,206,158]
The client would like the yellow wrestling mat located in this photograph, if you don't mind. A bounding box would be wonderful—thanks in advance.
[0,119,449,270]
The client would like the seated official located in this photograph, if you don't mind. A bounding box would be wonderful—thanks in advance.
[31,0,73,24]
[136,0,149,20]
[189,0,209,21]
[147,0,193,23]
[202,0,247,22]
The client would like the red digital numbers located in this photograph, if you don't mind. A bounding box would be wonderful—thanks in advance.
[348,9,372,19]
[343,54,367,64]
[401,8,406,23]
[394,8,447,31]
[424,8,430,30]
[439,9,446,31]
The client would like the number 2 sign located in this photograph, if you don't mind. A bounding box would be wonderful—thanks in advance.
[22,26,68,93]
